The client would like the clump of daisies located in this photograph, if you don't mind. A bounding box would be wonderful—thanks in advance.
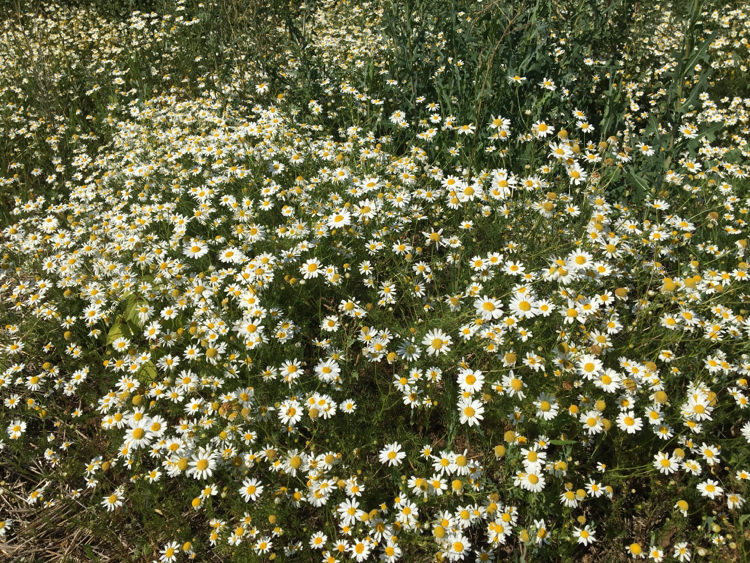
[0,1,749,562]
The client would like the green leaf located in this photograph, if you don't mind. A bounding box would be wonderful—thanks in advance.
[84,545,101,563]
[124,295,146,325]
[136,361,158,386]
[702,121,725,143]
[681,31,717,82]
[126,319,141,338]
[106,321,127,346]
[550,439,577,446]
[627,169,650,202]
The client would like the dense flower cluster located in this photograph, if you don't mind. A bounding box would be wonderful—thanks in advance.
[0,1,749,561]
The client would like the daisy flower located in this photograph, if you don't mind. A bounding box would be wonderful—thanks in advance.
[184,241,208,259]
[573,525,596,545]
[727,493,745,510]
[432,451,455,475]
[310,531,327,550]
[320,315,340,332]
[648,547,664,562]
[699,443,720,465]
[253,536,272,554]
[577,355,603,379]
[673,542,690,563]
[187,447,217,480]
[489,115,510,129]
[501,372,526,399]
[422,328,452,356]
[379,443,406,467]
[101,489,124,512]
[457,369,484,393]
[616,411,643,434]
[396,338,421,361]
[349,538,372,562]
[539,77,556,90]
[124,418,152,450]
[532,121,554,138]
[446,533,471,559]
[580,410,604,435]
[520,447,547,472]
[514,470,545,493]
[474,295,503,320]
[337,498,363,526]
[682,459,702,476]
[300,257,322,279]
[328,209,351,229]
[457,397,485,426]
[534,393,559,421]
[508,294,536,318]
[239,477,264,502]
[340,399,357,414]
[381,541,402,562]
[218,246,244,264]
[653,452,679,475]
[158,541,180,563]
[697,479,723,499]
[533,519,550,545]
[626,542,645,558]
[568,162,588,185]
[594,369,621,393]
[6,420,26,440]
[560,490,579,508]
[278,399,303,426]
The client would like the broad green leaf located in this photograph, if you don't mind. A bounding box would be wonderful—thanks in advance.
[106,322,125,346]
[136,361,158,386]
[124,295,147,325]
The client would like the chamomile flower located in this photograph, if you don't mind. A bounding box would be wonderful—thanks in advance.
[501,372,526,399]
[187,447,217,480]
[457,397,485,427]
[6,420,26,440]
[184,241,208,259]
[301,257,322,279]
[727,493,745,510]
[617,411,643,434]
[158,541,181,563]
[474,296,503,320]
[422,328,452,356]
[379,443,406,467]
[457,369,484,393]
[697,479,723,499]
[653,452,679,474]
[101,489,124,512]
[514,470,545,493]
[573,525,596,545]
[534,393,559,421]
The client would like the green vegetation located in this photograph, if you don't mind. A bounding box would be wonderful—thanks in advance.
[0,1,749,562]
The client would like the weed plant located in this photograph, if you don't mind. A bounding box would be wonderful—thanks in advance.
[0,1,749,562]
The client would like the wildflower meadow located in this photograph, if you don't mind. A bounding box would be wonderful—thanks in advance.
[0,0,749,561]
